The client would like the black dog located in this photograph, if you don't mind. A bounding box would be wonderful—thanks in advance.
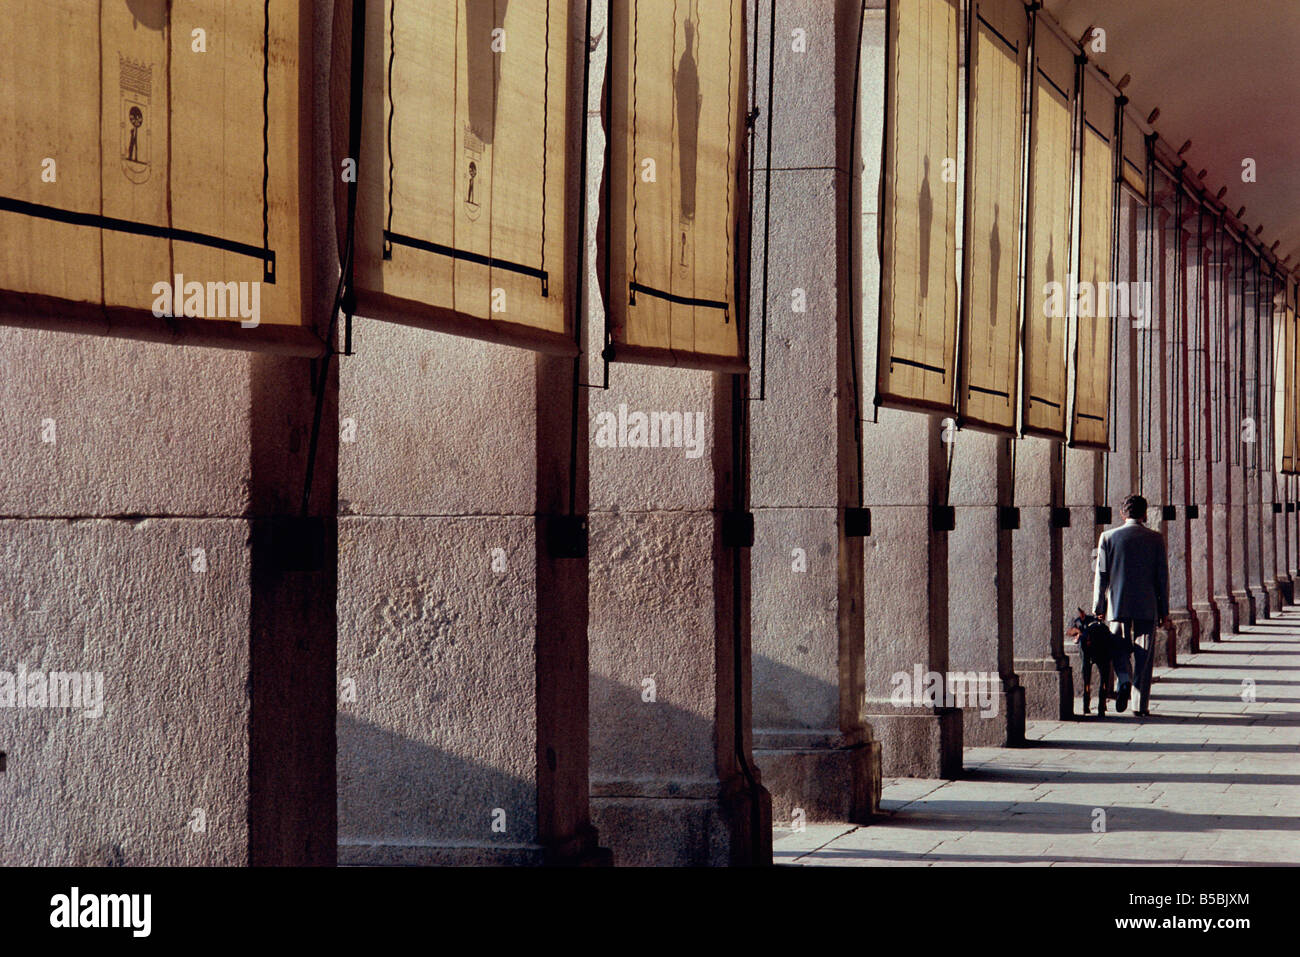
[1066,608,1117,716]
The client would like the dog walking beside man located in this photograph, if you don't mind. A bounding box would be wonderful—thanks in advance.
[1091,494,1171,716]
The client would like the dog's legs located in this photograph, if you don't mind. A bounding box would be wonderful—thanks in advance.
[1082,654,1092,716]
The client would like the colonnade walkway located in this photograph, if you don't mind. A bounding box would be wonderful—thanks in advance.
[776,613,1300,866]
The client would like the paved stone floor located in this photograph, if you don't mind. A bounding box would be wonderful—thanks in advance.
[775,610,1300,866]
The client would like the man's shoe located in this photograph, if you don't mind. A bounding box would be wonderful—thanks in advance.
[1116,682,1131,713]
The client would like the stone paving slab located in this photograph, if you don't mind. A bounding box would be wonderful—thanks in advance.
[774,612,1300,866]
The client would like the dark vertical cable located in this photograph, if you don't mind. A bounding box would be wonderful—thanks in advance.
[756,0,777,399]
[569,0,595,515]
[744,0,761,393]
[385,0,395,248]
[1194,198,1204,473]
[1103,94,1121,505]
[845,0,867,505]
[541,0,551,286]
[630,1,640,291]
[1166,181,1180,504]
[1141,165,1154,492]
[262,0,271,278]
[302,0,367,518]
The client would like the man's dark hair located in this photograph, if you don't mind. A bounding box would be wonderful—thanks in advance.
[1121,494,1148,521]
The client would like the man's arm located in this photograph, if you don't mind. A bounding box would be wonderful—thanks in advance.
[1093,532,1109,617]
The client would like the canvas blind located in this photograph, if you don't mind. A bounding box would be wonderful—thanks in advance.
[1120,108,1148,201]
[877,0,961,413]
[1069,67,1116,449]
[340,0,576,353]
[606,0,746,370]
[1020,14,1075,437]
[0,0,311,345]
[1279,299,1294,473]
[957,0,1028,433]
[1287,292,1299,474]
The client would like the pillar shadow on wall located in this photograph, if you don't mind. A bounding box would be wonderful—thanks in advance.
[337,714,541,866]
[587,671,768,866]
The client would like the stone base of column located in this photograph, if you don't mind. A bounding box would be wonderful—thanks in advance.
[1168,608,1199,657]
[952,678,1025,748]
[1273,576,1292,606]
[1014,657,1073,721]
[1154,623,1177,668]
[1254,585,1271,619]
[863,705,962,779]
[339,826,610,867]
[340,842,547,866]
[1215,593,1240,635]
[1233,589,1256,628]
[589,774,771,867]
[1193,600,1221,643]
[753,731,880,825]
[1264,581,1282,614]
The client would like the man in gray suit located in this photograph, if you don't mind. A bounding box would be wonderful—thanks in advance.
[1092,494,1170,716]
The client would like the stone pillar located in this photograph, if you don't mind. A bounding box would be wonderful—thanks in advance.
[0,334,260,865]
[1241,266,1267,620]
[1283,474,1294,602]
[1289,473,1300,590]
[1209,251,1238,634]
[335,0,602,865]
[1135,202,1178,665]
[1012,438,1072,720]
[1188,229,1220,641]
[1159,207,1197,656]
[335,342,602,867]
[1063,445,1103,712]
[1261,276,1287,610]
[1225,255,1256,626]
[249,353,339,867]
[1290,475,1300,591]
[857,4,960,779]
[584,2,771,866]
[859,410,960,777]
[0,3,346,862]
[749,0,880,827]
[950,432,1025,746]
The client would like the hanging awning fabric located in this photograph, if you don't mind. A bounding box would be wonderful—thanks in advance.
[1120,109,1148,202]
[1285,290,1299,474]
[877,0,961,413]
[958,0,1028,434]
[0,0,312,349]
[1021,15,1075,438]
[339,0,577,353]
[606,0,746,370]
[1069,67,1116,449]
[1279,295,1295,473]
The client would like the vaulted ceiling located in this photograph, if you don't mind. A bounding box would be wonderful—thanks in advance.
[1042,0,1300,274]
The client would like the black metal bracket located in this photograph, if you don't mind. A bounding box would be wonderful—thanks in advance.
[845,507,872,538]
[1050,507,1072,528]
[1187,504,1201,520]
[999,506,1021,531]
[267,516,332,573]
[722,511,755,549]
[1162,505,1177,522]
[1273,502,1284,514]
[1095,506,1113,526]
[1288,503,1296,514]
[932,505,956,533]
[545,514,589,559]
